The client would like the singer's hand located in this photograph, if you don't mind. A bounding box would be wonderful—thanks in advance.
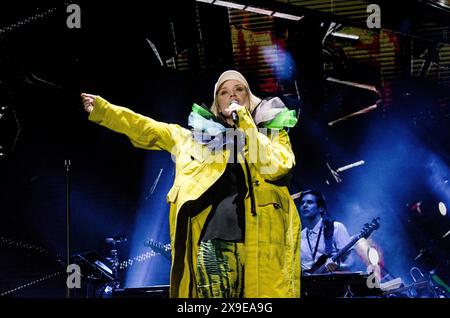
[223,102,244,118]
[81,93,97,113]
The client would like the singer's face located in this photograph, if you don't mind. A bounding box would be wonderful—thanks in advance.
[216,80,249,117]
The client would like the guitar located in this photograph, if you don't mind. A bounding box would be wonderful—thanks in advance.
[306,217,380,274]
[144,239,172,260]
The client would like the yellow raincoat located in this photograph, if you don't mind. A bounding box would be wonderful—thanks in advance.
[89,96,301,297]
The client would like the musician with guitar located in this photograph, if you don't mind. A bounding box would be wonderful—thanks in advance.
[299,190,354,274]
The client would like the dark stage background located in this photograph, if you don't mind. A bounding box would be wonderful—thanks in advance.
[0,0,449,298]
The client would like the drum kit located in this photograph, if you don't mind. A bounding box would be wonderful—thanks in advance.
[69,234,173,298]
[69,234,127,298]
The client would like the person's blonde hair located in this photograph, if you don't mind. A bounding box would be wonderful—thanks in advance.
[210,70,261,118]
[210,86,261,117]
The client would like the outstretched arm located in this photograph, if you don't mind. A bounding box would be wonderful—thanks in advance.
[81,93,96,113]
[81,93,189,155]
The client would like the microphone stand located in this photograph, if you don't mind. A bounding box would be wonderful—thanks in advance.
[65,159,71,298]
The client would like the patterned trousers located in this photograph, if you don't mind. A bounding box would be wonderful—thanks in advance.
[196,239,245,298]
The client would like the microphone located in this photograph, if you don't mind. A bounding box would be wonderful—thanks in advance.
[230,100,239,123]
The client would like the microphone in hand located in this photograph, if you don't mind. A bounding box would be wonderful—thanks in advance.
[230,100,239,123]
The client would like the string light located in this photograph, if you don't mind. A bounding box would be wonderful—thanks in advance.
[1,236,49,255]
[119,251,158,270]
[1,272,62,296]
[0,7,58,36]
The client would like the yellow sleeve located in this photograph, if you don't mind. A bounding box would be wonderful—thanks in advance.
[88,96,188,155]
[236,106,296,181]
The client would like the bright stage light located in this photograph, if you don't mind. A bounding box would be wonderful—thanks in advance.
[368,247,379,266]
[438,201,447,216]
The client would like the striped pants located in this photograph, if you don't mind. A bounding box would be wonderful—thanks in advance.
[196,239,245,298]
